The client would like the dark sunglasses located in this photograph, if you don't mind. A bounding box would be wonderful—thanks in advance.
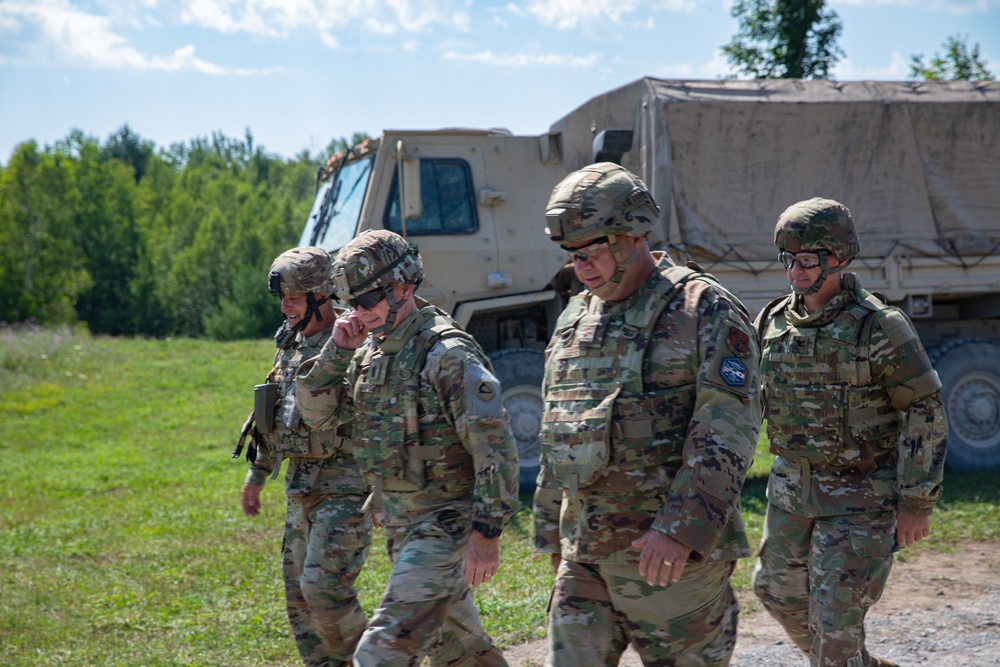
[348,289,387,310]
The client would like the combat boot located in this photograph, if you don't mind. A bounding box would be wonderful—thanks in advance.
[869,658,899,667]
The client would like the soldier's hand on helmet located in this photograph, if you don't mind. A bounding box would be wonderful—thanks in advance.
[466,531,501,587]
[332,311,369,350]
[241,483,262,517]
[633,530,692,587]
[896,510,930,547]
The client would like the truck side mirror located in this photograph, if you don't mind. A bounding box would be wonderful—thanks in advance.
[396,141,424,220]
[592,129,634,164]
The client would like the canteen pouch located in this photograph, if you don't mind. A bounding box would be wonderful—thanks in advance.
[254,382,279,435]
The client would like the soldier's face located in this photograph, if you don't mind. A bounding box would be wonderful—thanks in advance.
[566,238,616,292]
[281,293,332,336]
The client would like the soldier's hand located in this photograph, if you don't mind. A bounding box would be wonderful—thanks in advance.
[241,483,262,517]
[466,531,500,587]
[550,553,562,574]
[896,510,930,547]
[332,311,369,350]
[632,530,692,587]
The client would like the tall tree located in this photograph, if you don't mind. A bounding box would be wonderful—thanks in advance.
[910,34,994,81]
[723,0,844,79]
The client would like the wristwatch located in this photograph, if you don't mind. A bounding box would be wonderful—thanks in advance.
[472,520,503,539]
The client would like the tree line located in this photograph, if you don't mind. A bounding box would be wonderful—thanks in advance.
[1,2,991,341]
[0,127,365,340]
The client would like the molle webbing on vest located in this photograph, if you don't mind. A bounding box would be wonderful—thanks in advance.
[542,264,702,492]
[352,309,476,490]
[762,293,901,468]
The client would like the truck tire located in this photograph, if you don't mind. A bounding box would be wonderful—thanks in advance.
[931,339,1000,472]
[489,348,544,494]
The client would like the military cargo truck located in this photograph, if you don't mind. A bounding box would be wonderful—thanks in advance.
[300,77,1000,480]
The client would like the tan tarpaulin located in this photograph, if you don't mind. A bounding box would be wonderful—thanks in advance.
[549,78,1000,264]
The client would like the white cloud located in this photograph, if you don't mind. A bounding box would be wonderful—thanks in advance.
[176,0,469,37]
[658,50,737,78]
[832,51,911,79]
[443,48,600,67]
[0,0,278,73]
[831,0,1000,13]
[524,0,641,30]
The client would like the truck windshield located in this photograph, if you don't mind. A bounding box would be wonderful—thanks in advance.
[299,152,375,252]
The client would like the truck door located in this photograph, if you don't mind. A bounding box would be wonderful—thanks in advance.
[368,139,498,315]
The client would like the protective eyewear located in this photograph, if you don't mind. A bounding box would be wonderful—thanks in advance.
[348,289,387,310]
[778,250,823,270]
[561,236,610,262]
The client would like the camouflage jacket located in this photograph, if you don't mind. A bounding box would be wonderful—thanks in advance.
[534,255,761,564]
[245,325,369,498]
[757,273,947,517]
[295,303,521,531]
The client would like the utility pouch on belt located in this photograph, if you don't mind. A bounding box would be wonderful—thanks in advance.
[254,383,279,434]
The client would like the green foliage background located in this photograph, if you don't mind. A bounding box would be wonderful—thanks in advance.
[0,126,332,339]
[2,327,998,666]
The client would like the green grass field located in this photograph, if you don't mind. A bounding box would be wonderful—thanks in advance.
[2,326,998,666]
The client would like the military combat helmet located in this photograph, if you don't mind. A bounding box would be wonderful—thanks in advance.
[331,229,423,302]
[774,197,860,261]
[545,162,660,244]
[268,246,335,297]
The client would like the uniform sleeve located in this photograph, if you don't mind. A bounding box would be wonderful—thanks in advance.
[651,289,762,559]
[294,337,359,431]
[431,343,522,530]
[868,310,947,514]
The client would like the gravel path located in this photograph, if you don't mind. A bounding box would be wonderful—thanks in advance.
[502,543,1000,666]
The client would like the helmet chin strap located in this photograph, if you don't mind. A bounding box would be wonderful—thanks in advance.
[590,234,643,300]
[290,294,328,332]
[791,251,849,296]
[368,287,398,337]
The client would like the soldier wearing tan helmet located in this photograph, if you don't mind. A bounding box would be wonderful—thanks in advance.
[294,230,521,667]
[534,163,761,666]
[752,198,948,667]
[235,246,371,667]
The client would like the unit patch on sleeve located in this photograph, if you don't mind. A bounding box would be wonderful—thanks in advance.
[727,326,751,357]
[719,357,749,387]
[476,380,497,402]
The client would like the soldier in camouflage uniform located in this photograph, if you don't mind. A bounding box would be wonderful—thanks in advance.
[533,163,762,667]
[294,230,521,667]
[237,247,372,667]
[751,197,949,667]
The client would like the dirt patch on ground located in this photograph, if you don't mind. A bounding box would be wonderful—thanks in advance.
[502,543,1000,666]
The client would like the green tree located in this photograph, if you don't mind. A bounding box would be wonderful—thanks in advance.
[723,0,844,79]
[910,34,994,81]
[0,141,91,324]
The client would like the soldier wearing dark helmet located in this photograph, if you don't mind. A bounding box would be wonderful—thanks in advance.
[534,163,761,666]
[236,246,371,667]
[295,230,520,667]
[752,198,948,667]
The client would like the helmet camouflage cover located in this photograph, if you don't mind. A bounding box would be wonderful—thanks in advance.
[774,197,860,261]
[268,246,335,297]
[331,229,423,301]
[545,162,661,244]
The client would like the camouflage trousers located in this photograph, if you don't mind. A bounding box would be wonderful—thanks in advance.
[751,504,896,667]
[353,508,507,667]
[546,558,739,667]
[283,492,372,667]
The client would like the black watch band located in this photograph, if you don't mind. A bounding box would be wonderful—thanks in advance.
[472,520,503,539]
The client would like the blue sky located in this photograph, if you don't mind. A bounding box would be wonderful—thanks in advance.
[1,0,998,164]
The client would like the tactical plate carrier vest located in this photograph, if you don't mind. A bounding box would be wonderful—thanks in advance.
[760,294,901,469]
[541,264,711,495]
[258,333,342,463]
[351,307,480,491]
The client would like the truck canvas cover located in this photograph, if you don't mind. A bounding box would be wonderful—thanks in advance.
[548,78,1000,264]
